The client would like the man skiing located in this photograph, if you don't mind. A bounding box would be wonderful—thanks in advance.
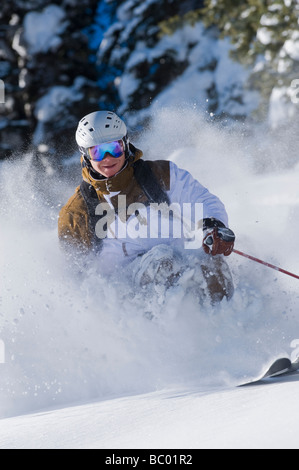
[58,110,235,304]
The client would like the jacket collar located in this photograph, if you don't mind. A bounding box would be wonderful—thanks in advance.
[81,145,143,197]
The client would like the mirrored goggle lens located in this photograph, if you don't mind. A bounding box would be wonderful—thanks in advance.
[88,140,124,161]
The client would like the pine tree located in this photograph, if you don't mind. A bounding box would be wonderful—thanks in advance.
[160,0,299,117]
[0,0,100,160]
[96,0,258,124]
[97,0,200,114]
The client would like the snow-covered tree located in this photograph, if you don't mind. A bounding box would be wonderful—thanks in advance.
[162,0,299,123]
[97,0,259,127]
[1,0,297,162]
[0,0,100,161]
[97,0,200,114]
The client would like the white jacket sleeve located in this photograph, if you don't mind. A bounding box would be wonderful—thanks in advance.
[167,161,229,227]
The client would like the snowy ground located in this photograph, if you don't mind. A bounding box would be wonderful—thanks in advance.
[1,375,299,449]
[0,108,298,449]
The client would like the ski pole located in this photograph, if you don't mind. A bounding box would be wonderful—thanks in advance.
[233,249,299,280]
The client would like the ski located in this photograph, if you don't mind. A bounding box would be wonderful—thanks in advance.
[239,357,299,386]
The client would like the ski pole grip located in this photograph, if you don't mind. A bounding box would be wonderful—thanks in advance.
[217,227,235,243]
[204,235,214,246]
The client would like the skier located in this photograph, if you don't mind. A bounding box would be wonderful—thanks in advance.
[58,110,235,304]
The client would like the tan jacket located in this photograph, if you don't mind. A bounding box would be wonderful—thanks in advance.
[58,147,170,253]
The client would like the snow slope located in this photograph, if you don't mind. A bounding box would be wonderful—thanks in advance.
[0,108,298,449]
[1,376,299,449]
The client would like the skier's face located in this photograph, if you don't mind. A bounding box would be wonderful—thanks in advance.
[90,152,126,178]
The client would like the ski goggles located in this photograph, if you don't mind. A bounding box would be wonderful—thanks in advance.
[88,140,124,161]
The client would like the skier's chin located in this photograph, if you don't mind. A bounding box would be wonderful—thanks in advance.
[100,163,120,177]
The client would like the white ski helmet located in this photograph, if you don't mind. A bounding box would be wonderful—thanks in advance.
[76,111,128,157]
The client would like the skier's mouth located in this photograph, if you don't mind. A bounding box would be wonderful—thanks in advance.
[103,162,118,169]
